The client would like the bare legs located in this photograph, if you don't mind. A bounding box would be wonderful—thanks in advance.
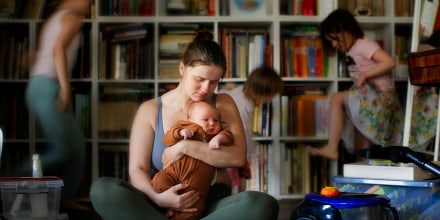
[307,91,374,160]
[307,92,346,160]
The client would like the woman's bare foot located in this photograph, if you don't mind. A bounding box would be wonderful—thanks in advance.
[306,145,338,160]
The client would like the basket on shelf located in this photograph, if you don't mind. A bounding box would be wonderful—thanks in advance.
[408,48,440,86]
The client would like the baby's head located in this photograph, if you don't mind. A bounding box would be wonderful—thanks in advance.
[187,101,222,135]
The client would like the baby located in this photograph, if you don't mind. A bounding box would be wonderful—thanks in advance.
[151,101,233,220]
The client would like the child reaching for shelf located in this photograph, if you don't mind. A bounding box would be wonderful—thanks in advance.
[307,9,403,160]
[151,101,233,220]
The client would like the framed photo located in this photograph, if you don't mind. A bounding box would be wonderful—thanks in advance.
[229,0,266,16]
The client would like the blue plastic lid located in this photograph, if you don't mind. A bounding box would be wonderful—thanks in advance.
[305,193,389,209]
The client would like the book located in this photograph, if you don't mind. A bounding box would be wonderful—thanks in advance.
[159,33,194,56]
[420,0,439,37]
[343,161,437,180]
[0,0,15,18]
[317,0,335,17]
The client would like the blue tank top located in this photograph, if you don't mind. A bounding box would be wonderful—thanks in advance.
[151,95,217,171]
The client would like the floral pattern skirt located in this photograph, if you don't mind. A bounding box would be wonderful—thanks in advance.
[342,84,404,153]
[409,87,438,149]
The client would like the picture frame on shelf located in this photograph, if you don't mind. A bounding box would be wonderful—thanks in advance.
[229,0,266,16]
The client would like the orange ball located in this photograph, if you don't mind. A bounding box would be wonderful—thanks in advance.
[320,186,340,197]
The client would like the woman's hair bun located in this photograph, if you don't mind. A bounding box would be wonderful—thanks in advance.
[194,27,213,41]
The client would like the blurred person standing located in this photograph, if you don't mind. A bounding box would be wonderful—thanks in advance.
[25,0,90,200]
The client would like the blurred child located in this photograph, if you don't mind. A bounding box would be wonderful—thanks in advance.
[219,66,284,191]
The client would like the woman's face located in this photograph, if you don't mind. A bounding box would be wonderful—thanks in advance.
[180,63,223,102]
[325,31,353,52]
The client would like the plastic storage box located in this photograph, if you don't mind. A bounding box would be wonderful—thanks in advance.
[332,176,440,220]
[0,177,64,219]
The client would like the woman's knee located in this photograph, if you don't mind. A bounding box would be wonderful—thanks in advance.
[90,177,121,205]
[246,191,278,209]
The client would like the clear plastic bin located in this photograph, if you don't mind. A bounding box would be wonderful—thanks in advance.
[332,176,440,220]
[0,177,64,219]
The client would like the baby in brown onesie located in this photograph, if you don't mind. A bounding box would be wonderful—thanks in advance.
[151,101,234,220]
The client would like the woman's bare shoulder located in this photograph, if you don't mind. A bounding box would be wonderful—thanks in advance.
[138,98,158,112]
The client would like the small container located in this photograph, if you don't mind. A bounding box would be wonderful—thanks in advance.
[0,177,63,219]
[32,154,43,178]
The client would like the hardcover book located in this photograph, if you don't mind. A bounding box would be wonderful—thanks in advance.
[343,161,437,180]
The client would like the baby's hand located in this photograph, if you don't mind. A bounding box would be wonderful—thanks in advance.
[179,128,194,140]
[208,135,222,149]
[208,133,233,149]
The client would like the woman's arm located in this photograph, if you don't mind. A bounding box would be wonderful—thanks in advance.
[163,93,247,168]
[128,101,156,195]
[129,101,199,211]
[52,12,83,111]
[356,48,395,87]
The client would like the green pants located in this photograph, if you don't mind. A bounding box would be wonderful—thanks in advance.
[25,75,86,198]
[90,177,279,220]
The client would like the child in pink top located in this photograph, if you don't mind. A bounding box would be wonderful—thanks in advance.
[307,9,403,160]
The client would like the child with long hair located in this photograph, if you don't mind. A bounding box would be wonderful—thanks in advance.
[307,9,403,160]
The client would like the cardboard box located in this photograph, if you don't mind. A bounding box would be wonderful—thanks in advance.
[0,177,63,219]
[332,176,440,220]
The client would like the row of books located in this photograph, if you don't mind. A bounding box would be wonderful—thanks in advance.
[73,93,91,138]
[166,0,214,16]
[395,31,411,79]
[158,24,197,79]
[99,23,155,80]
[0,0,45,18]
[98,86,153,139]
[281,26,329,78]
[395,0,415,16]
[280,94,329,137]
[0,30,29,79]
[99,145,129,181]
[101,0,155,16]
[245,142,270,193]
[279,0,334,16]
[252,103,272,137]
[220,28,272,78]
[281,143,330,194]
